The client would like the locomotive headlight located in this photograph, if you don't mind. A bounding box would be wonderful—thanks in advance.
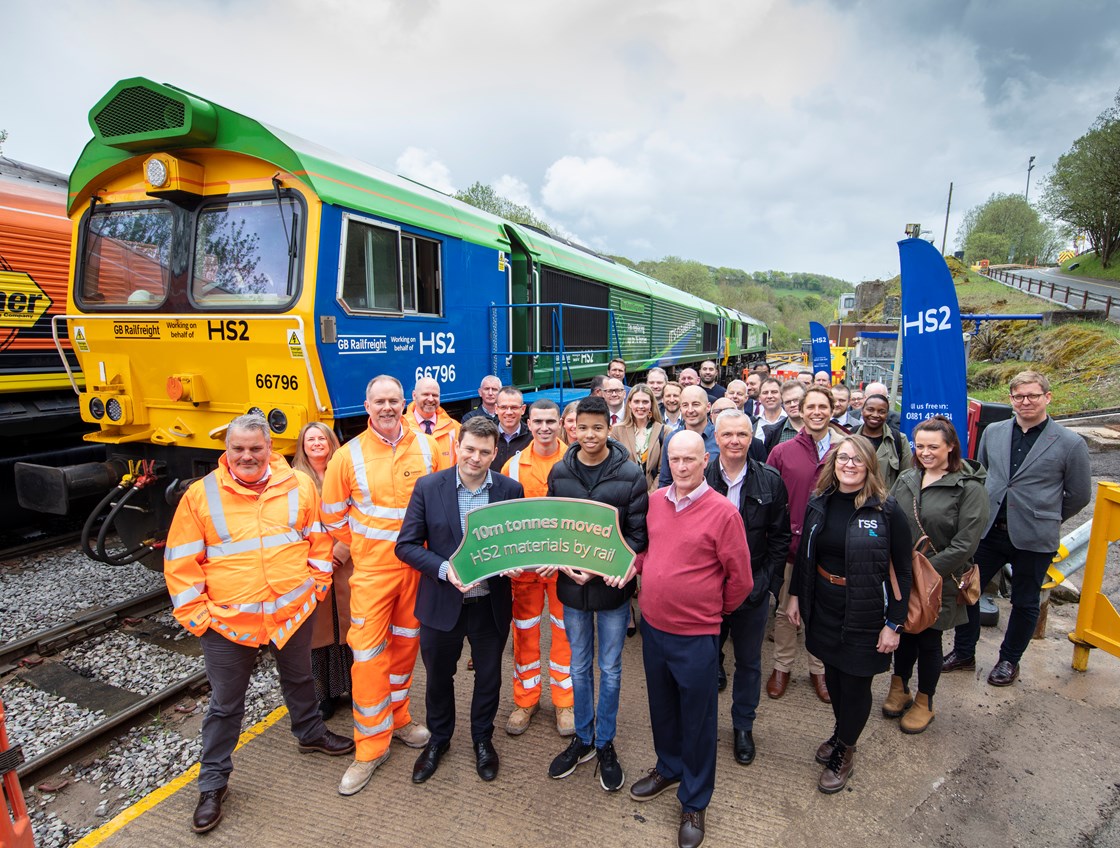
[106,397,124,422]
[89,397,105,420]
[145,157,170,188]
[267,408,288,435]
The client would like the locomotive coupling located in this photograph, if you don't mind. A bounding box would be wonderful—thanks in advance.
[14,459,130,515]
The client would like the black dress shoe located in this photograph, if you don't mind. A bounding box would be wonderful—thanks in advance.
[412,740,450,784]
[717,665,727,692]
[734,729,755,765]
[942,650,976,672]
[318,696,338,721]
[192,786,228,833]
[678,809,706,848]
[475,738,500,782]
[987,659,1020,687]
[298,729,355,756]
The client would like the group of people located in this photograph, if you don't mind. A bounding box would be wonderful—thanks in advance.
[164,361,1091,848]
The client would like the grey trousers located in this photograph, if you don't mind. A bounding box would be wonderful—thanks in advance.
[198,618,326,790]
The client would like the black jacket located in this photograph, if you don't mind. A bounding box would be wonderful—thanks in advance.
[548,439,648,611]
[703,458,791,609]
[791,491,912,640]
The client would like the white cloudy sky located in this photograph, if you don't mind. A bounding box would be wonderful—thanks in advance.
[4,0,1117,283]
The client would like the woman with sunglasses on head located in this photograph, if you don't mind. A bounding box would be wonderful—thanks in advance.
[292,422,353,720]
[853,393,911,488]
[883,416,988,733]
[786,434,911,793]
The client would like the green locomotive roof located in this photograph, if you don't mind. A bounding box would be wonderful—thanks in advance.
[73,77,751,324]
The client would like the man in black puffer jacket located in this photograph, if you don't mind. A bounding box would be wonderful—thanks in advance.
[544,395,648,794]
[704,409,791,766]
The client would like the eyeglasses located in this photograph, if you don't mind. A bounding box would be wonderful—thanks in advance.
[604,388,625,395]
[1010,392,1045,403]
[835,453,866,467]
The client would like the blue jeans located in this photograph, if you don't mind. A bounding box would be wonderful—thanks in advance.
[564,603,629,748]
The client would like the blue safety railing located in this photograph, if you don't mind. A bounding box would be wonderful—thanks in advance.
[488,302,622,404]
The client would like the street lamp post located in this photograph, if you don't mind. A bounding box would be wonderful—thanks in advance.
[1025,155,1036,201]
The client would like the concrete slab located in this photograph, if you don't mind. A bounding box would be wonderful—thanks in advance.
[80,599,1120,848]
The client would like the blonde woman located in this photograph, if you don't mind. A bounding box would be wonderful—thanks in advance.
[293,422,352,720]
[609,383,665,493]
[786,435,911,793]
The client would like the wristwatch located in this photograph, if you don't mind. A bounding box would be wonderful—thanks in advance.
[884,620,903,633]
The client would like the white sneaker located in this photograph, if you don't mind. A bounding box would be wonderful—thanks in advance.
[338,751,390,796]
[392,721,431,749]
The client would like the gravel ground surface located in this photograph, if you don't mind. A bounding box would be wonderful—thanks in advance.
[0,545,166,643]
[66,631,204,696]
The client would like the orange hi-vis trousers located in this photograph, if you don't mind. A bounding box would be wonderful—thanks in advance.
[511,573,572,708]
[348,566,421,761]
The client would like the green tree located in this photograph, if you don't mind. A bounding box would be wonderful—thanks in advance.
[1041,90,1120,268]
[0,129,7,154]
[957,193,1057,265]
[454,182,552,233]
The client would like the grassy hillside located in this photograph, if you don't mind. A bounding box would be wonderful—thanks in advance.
[1060,252,1120,284]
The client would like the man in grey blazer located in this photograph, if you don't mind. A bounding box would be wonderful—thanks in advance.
[943,371,1091,686]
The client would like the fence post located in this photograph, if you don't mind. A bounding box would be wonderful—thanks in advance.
[1083,289,1090,309]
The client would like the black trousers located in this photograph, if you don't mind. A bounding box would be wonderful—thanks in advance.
[419,598,508,747]
[719,600,769,732]
[893,628,943,697]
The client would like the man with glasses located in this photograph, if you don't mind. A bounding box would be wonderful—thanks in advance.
[847,389,865,423]
[604,378,627,426]
[490,386,532,471]
[759,381,806,458]
[944,370,1090,686]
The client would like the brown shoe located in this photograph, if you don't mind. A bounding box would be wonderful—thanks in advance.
[192,786,228,833]
[987,660,1019,687]
[506,704,538,736]
[900,692,934,734]
[882,675,913,718]
[629,767,681,802]
[810,673,831,703]
[298,730,355,756]
[818,742,855,794]
[814,732,838,765]
[942,650,976,672]
[765,669,789,699]
[678,809,706,848]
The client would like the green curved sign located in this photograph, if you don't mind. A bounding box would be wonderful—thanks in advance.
[451,497,636,585]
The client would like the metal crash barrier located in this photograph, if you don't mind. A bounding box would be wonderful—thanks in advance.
[1,698,33,848]
[1069,482,1120,671]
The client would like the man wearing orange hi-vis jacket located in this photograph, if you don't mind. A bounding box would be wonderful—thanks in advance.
[500,398,574,737]
[406,376,461,467]
[164,414,354,835]
[321,375,442,797]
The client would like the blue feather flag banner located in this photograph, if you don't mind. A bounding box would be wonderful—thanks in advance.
[898,238,969,454]
[809,321,831,379]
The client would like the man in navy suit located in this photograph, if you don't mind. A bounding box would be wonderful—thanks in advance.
[396,416,525,784]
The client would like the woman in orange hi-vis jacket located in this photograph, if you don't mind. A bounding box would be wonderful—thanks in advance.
[500,399,574,738]
[321,375,442,797]
[164,414,353,834]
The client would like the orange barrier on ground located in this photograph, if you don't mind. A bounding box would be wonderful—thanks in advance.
[1,698,34,848]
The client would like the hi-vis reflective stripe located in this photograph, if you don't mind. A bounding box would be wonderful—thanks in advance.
[389,689,410,702]
[351,616,366,627]
[348,517,399,542]
[356,503,408,520]
[508,452,523,481]
[202,473,302,558]
[417,434,433,474]
[550,614,565,630]
[354,714,394,736]
[166,540,205,560]
[521,675,541,689]
[550,661,570,674]
[303,521,328,536]
[515,660,541,674]
[171,582,205,609]
[355,696,392,718]
[353,639,388,662]
[389,673,412,686]
[309,558,333,573]
[207,530,303,559]
[321,499,347,515]
[391,624,420,638]
[513,615,541,630]
[348,433,432,513]
[551,677,574,690]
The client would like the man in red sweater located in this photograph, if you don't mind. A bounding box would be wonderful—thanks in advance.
[624,430,752,848]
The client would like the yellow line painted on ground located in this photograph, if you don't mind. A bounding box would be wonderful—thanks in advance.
[72,705,290,847]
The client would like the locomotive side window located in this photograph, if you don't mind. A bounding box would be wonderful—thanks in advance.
[79,205,173,307]
[191,197,301,308]
[338,215,443,316]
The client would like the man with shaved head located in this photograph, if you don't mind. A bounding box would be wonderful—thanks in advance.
[628,428,751,848]
[659,385,719,487]
[678,367,700,387]
[408,377,461,467]
[813,370,831,387]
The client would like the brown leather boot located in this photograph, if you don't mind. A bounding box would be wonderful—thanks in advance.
[818,741,855,794]
[882,675,913,718]
[900,692,934,734]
